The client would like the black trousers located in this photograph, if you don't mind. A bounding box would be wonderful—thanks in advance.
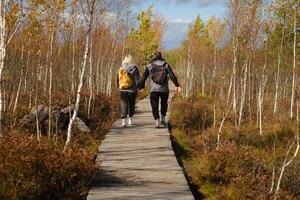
[120,92,137,118]
[150,92,169,120]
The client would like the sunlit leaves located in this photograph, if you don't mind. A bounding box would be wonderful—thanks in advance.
[127,6,164,66]
[206,16,226,47]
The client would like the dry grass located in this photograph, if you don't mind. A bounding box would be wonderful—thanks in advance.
[0,92,120,199]
[170,94,300,200]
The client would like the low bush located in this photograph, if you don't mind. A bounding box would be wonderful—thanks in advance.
[78,93,120,137]
[0,92,120,199]
[0,134,99,200]
[170,95,300,200]
[170,95,214,134]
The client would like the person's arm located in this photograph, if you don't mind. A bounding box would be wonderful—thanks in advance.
[166,64,180,87]
[140,66,150,89]
[133,66,140,88]
[117,71,119,89]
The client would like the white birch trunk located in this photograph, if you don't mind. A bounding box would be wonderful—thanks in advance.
[201,64,205,95]
[248,62,252,125]
[232,34,238,128]
[95,41,102,94]
[227,74,233,104]
[0,0,6,135]
[71,23,76,95]
[258,75,267,135]
[290,9,297,118]
[48,31,54,138]
[106,38,116,96]
[274,27,284,115]
[35,62,41,141]
[210,45,217,96]
[273,101,299,199]
[238,62,248,128]
[232,35,238,113]
[185,43,192,98]
[23,52,29,92]
[66,11,92,146]
[13,46,24,113]
[88,36,93,118]
[217,103,233,150]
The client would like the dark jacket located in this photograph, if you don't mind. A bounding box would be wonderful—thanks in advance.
[117,63,140,93]
[140,59,180,93]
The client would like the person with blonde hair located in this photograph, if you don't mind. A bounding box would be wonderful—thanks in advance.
[117,55,140,127]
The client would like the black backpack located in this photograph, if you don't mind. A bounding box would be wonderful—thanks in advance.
[151,63,167,85]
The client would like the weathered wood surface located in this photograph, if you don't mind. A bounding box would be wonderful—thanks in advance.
[87,95,194,200]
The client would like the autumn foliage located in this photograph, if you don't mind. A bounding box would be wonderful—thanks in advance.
[170,94,300,199]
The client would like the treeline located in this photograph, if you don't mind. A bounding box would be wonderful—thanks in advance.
[0,1,164,198]
[168,0,299,132]
[0,1,164,140]
[168,0,300,199]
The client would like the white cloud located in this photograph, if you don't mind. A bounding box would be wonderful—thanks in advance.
[163,19,190,49]
[131,0,227,7]
[168,19,190,24]
[174,0,226,7]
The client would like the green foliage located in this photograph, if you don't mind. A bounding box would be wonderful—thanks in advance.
[187,15,208,40]
[127,6,162,66]
[184,15,212,50]
[165,48,185,74]
[169,94,213,134]
[171,128,192,160]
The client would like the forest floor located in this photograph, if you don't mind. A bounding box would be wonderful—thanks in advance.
[87,95,194,200]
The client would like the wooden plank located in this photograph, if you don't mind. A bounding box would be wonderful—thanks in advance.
[87,95,194,200]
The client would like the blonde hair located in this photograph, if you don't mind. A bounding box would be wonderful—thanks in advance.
[122,55,133,65]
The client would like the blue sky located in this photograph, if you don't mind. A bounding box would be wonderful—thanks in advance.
[132,0,227,50]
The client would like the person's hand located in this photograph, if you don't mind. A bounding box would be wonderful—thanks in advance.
[139,89,145,93]
[176,86,182,93]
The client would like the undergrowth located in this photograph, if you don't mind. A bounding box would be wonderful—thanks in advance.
[169,94,300,200]
[0,92,119,200]
[0,134,99,200]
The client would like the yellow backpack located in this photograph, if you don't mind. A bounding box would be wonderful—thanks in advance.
[118,68,134,89]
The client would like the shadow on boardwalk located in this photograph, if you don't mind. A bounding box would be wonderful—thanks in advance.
[87,96,195,200]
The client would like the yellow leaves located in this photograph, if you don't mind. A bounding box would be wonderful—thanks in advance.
[206,16,226,44]
[70,0,79,7]
[5,2,21,31]
[26,0,68,34]
[36,0,46,5]
[29,0,66,15]
[127,6,164,65]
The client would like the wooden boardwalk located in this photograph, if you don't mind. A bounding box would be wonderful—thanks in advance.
[87,95,194,200]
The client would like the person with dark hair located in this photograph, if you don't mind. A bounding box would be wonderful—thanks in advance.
[140,51,182,128]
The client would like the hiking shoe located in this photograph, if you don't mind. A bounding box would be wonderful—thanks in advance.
[121,119,126,127]
[155,119,160,128]
[161,115,168,127]
[128,117,133,127]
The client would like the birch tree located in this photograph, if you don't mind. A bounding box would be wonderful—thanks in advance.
[66,0,96,146]
[290,5,297,118]
[0,0,7,135]
[0,0,25,135]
